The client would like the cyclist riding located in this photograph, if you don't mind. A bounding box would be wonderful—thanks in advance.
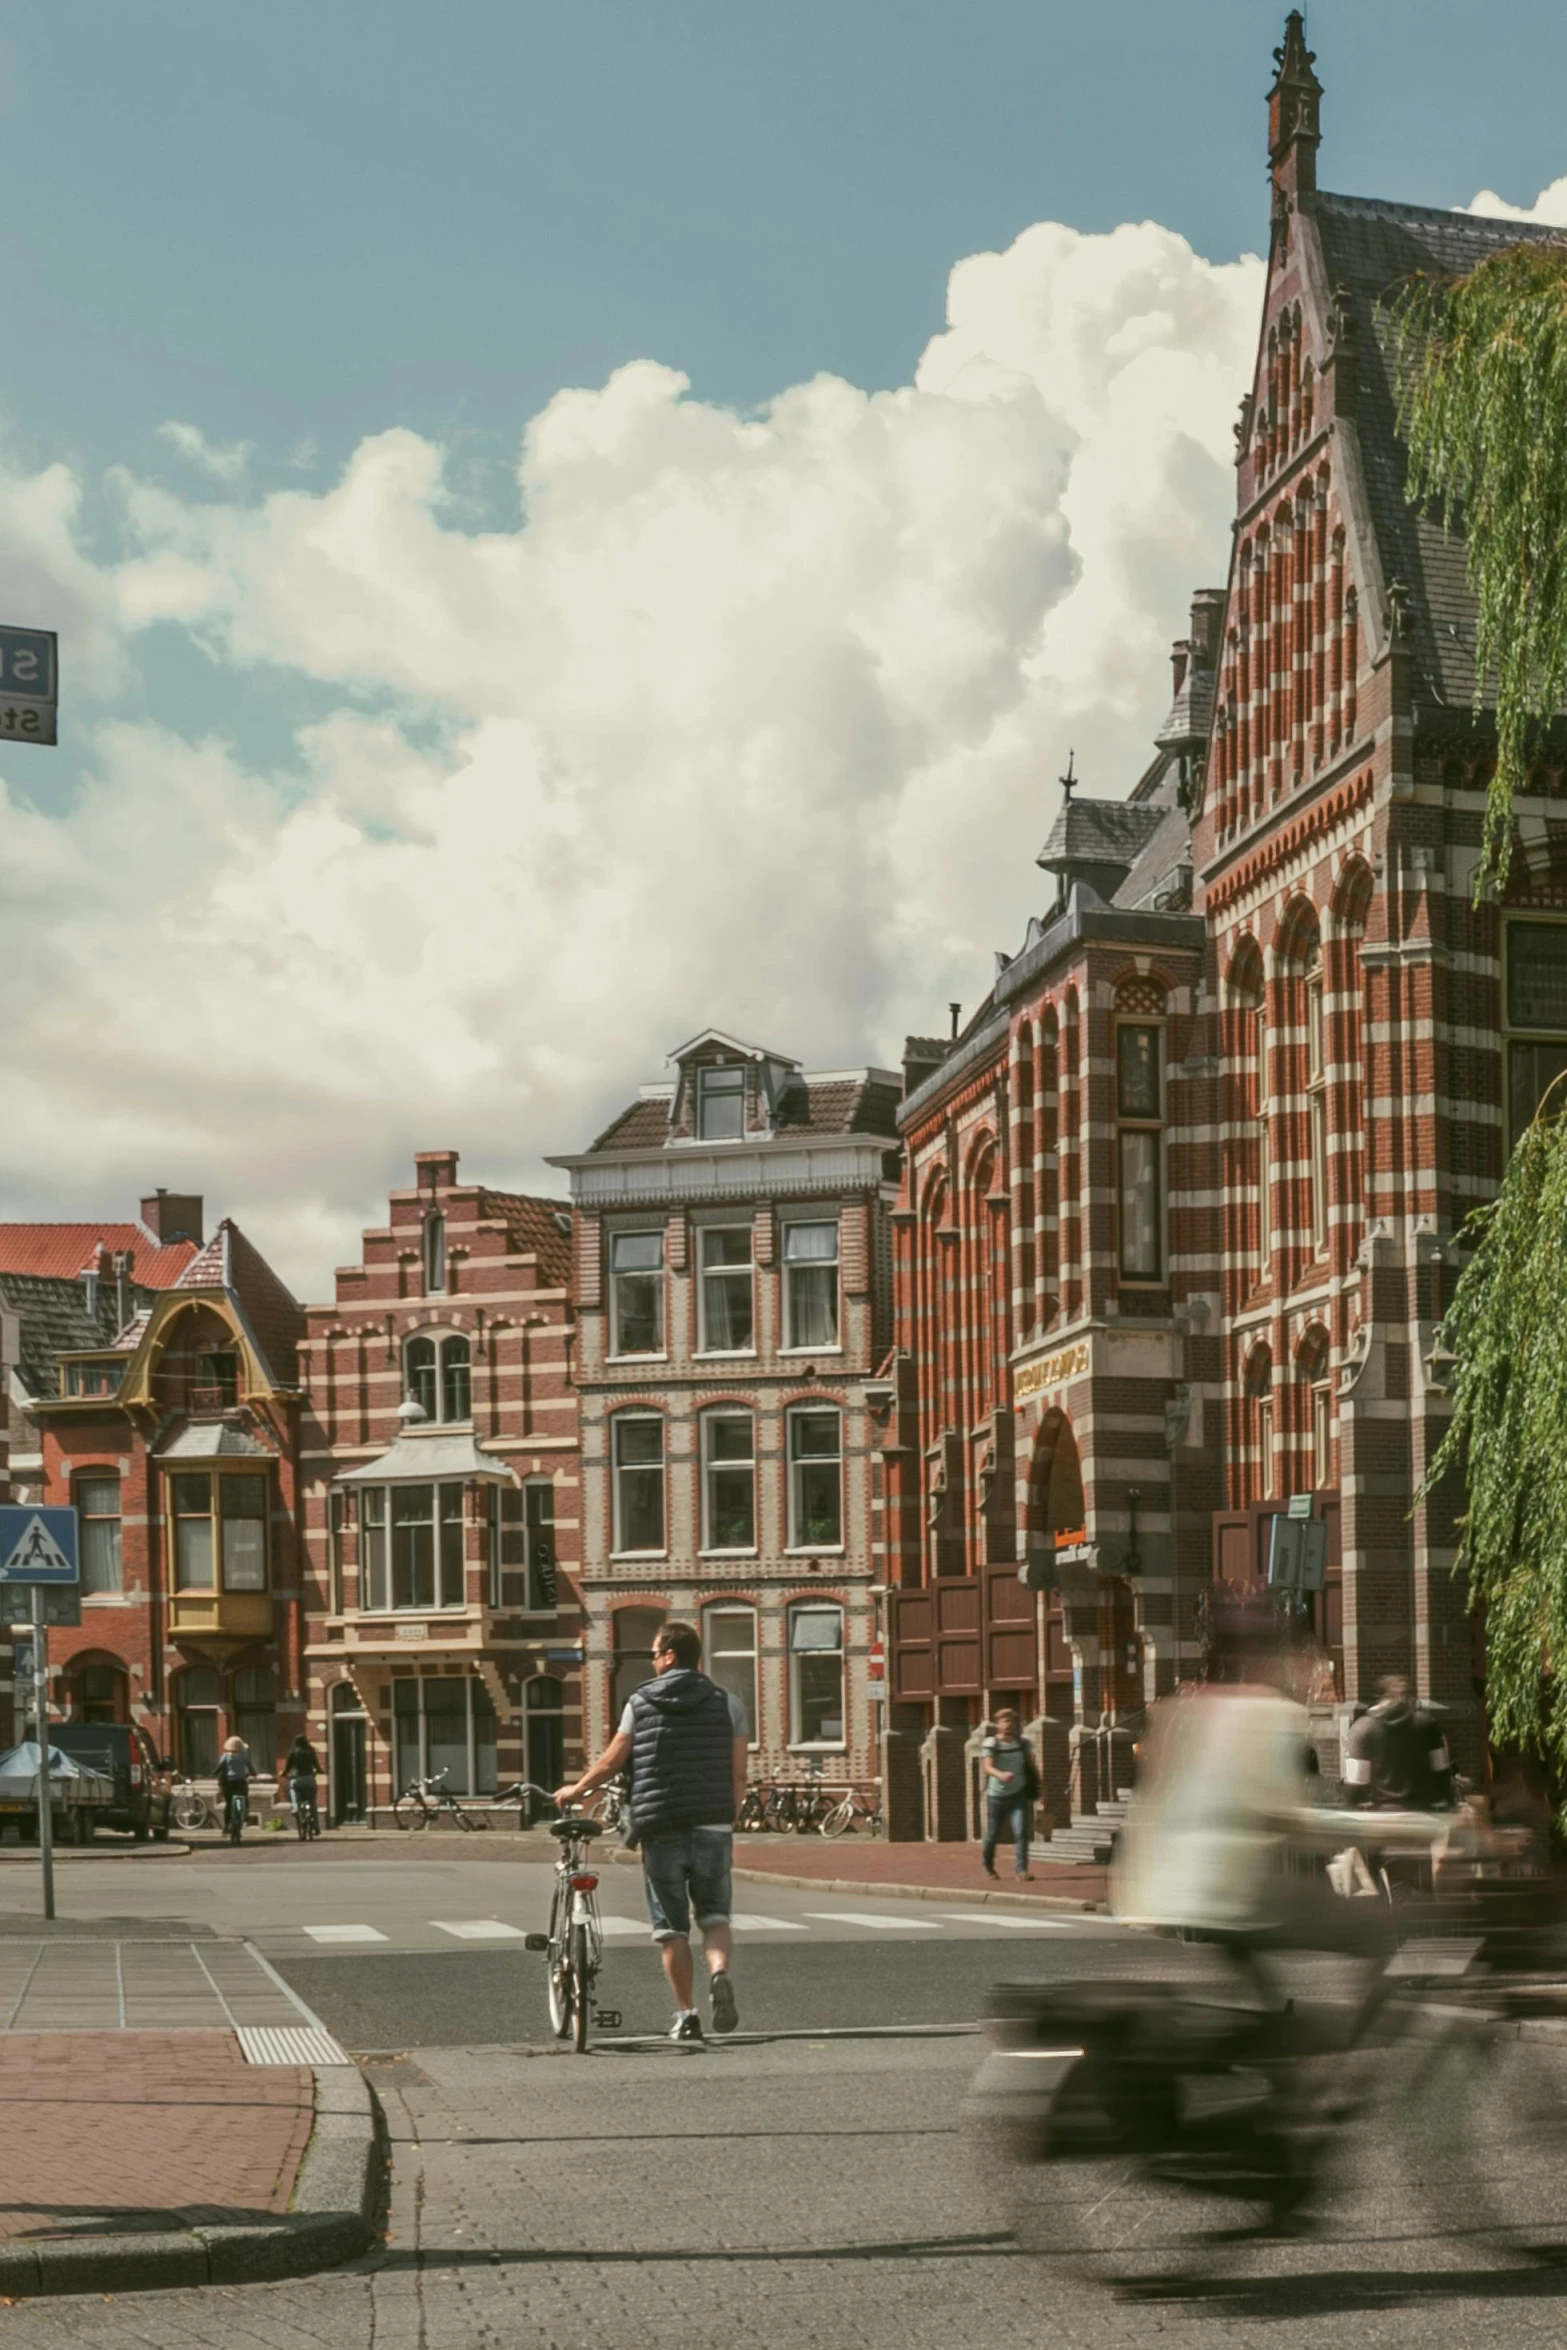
[281,1734,323,1839]
[214,1737,256,1844]
[1342,1676,1456,1810]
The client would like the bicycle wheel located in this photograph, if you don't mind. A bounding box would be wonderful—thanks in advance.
[1404,2010,1567,2262]
[821,1797,854,1838]
[394,1793,428,1831]
[571,1921,590,2053]
[172,1794,208,1833]
[546,1892,573,2039]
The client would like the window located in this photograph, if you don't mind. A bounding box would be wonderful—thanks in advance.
[77,1476,122,1595]
[176,1663,222,1777]
[613,1417,665,1554]
[422,1214,447,1296]
[1257,1396,1276,1500]
[788,1408,843,1549]
[702,1412,756,1551]
[1313,1380,1333,1489]
[489,1480,558,1610]
[193,1350,239,1410]
[1256,1004,1272,1277]
[77,1663,125,1724]
[328,1489,346,1615]
[233,1665,276,1769]
[1115,1024,1162,1280]
[220,1473,268,1590]
[789,1604,844,1746]
[403,1333,470,1423]
[783,1221,839,1349]
[697,1062,745,1140]
[359,1483,465,1611]
[704,1605,757,1737]
[65,1362,121,1398]
[611,1605,664,1722]
[1306,949,1328,1254]
[1506,922,1567,1147]
[171,1473,215,1592]
[610,1230,665,1357]
[392,1674,496,1798]
[699,1225,754,1352]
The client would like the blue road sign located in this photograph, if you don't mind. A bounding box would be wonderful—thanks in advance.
[0,1507,78,1584]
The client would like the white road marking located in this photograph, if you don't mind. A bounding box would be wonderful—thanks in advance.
[937,1910,1079,1930]
[803,1911,932,1931]
[432,1920,526,1941]
[730,1913,807,1931]
[302,1924,388,1944]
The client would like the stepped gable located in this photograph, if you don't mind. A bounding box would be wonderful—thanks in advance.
[1313,191,1566,713]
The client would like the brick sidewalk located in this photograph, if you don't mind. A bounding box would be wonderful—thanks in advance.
[0,2032,313,2241]
[726,1834,1107,1906]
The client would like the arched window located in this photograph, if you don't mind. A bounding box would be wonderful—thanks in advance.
[1296,1326,1333,1490]
[1245,1345,1275,1503]
[1304,935,1327,1256]
[1113,979,1166,1281]
[403,1332,471,1424]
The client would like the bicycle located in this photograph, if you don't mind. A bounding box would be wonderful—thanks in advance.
[290,1785,321,1841]
[171,1778,213,1833]
[519,1788,615,2053]
[587,1776,628,1835]
[820,1783,884,1838]
[394,1767,492,1831]
[222,1785,248,1846]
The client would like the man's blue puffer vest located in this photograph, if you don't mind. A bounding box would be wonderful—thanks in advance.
[627,1668,735,1834]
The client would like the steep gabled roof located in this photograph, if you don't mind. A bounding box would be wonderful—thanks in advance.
[0,1272,120,1400]
[475,1190,573,1291]
[1314,191,1567,713]
[176,1221,305,1390]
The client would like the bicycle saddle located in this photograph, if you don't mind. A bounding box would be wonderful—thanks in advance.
[549,1816,603,1840]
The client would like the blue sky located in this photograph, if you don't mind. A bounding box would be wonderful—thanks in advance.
[2,2,1564,1286]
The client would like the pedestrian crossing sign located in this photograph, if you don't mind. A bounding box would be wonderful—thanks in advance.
[0,1507,78,1583]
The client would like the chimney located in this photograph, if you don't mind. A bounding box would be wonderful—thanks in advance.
[1189,587,1226,668]
[83,1243,109,1323]
[112,1250,133,1334]
[414,1151,459,1193]
[141,1189,204,1246]
[902,1037,947,1099]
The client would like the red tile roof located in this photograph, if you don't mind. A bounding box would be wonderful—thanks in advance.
[0,1224,199,1287]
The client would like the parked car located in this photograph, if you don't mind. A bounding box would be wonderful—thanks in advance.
[50,1724,175,1841]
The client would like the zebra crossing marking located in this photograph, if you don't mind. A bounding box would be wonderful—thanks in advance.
[803,1910,929,1931]
[432,1920,526,1941]
[302,1924,388,1944]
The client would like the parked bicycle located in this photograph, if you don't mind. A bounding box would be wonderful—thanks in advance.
[745,1760,836,1834]
[820,1782,884,1838]
[519,1788,616,2053]
[394,1767,492,1831]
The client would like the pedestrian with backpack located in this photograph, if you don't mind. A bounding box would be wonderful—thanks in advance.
[980,1708,1038,1881]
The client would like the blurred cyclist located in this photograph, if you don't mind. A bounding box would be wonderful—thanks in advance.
[1341,1677,1456,1811]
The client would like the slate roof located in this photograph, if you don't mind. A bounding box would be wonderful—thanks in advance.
[1037,796,1166,874]
[1314,191,1567,713]
[585,1073,903,1154]
[0,1272,122,1400]
[0,1224,197,1286]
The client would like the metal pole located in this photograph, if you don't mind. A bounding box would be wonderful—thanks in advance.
[32,1587,53,1921]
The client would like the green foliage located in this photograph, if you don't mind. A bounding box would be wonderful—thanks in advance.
[1390,242,1567,893]
[1424,1085,1567,1768]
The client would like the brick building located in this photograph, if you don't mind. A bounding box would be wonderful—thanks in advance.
[881,14,1560,1836]
[31,1205,307,1777]
[550,1032,902,1790]
[297,1153,584,1822]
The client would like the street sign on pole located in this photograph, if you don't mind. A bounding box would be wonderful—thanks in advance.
[0,625,57,745]
[0,1507,79,1584]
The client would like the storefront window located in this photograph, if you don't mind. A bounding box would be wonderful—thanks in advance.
[392,1674,497,1797]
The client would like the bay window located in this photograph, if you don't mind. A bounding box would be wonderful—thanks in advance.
[610,1230,665,1357]
[357,1482,465,1611]
[788,1408,843,1549]
[699,1225,754,1352]
[702,1411,756,1551]
[77,1475,122,1595]
[783,1220,839,1349]
[170,1471,270,1594]
[613,1416,666,1554]
[789,1604,845,1747]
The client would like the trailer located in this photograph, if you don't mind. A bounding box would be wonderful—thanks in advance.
[0,1741,116,1844]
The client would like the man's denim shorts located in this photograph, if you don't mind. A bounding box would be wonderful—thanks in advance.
[640,1827,733,1942]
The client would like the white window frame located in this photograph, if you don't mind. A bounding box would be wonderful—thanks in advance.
[403,1331,471,1424]
[609,1229,666,1360]
[703,1603,758,1740]
[786,1405,844,1553]
[701,1409,757,1555]
[697,1222,755,1356]
[611,1414,667,1557]
[357,1482,466,1613]
[788,1602,846,1750]
[77,1473,123,1596]
[781,1218,841,1354]
[696,1062,746,1141]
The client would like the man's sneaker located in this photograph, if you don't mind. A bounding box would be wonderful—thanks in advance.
[710,1974,739,2035]
[670,2011,704,2043]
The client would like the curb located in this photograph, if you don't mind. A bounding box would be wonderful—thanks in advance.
[607,1844,1103,1914]
[0,1841,194,1865]
[0,2061,385,2300]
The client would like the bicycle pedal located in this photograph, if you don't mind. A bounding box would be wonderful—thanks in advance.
[592,2009,622,2030]
[523,1933,549,1952]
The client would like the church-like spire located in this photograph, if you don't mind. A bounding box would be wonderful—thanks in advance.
[1267,11,1323,203]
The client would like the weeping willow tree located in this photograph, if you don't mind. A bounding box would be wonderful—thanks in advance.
[1425,1097,1567,1775]
[1390,241,1567,894]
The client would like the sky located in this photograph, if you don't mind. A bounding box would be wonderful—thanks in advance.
[2,0,1566,1296]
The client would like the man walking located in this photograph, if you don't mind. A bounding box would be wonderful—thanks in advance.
[557,1620,747,2042]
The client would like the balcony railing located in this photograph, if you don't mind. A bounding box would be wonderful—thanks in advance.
[188,1384,239,1417]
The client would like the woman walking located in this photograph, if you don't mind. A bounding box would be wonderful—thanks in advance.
[980,1707,1037,1881]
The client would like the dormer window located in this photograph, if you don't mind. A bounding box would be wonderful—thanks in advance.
[697,1063,745,1141]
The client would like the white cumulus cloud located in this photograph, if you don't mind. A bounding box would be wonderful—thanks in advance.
[2,210,1269,1293]
[1467,177,1567,225]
